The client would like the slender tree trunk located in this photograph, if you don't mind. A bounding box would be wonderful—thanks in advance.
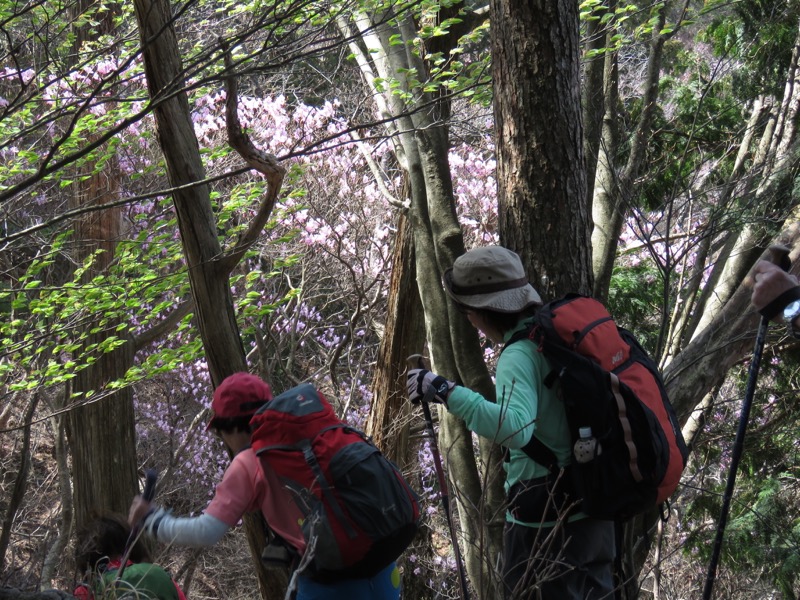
[591,48,623,302]
[591,6,669,302]
[346,9,504,595]
[582,3,611,211]
[0,394,38,572]
[690,24,800,343]
[685,98,771,343]
[132,0,283,596]
[40,407,73,588]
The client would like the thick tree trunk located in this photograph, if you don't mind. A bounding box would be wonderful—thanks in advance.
[132,0,282,597]
[491,0,592,299]
[65,141,139,531]
[66,342,138,528]
[64,0,139,533]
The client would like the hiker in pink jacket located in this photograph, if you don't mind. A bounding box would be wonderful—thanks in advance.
[129,372,402,600]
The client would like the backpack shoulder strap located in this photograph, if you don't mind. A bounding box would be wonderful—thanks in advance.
[500,322,561,472]
[501,326,533,353]
[519,435,560,472]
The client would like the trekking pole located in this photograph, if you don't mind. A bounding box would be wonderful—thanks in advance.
[701,245,791,600]
[117,468,158,580]
[408,354,470,600]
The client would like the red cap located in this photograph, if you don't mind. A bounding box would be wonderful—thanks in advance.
[207,372,272,430]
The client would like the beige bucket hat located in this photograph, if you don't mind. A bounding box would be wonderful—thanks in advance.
[442,246,542,313]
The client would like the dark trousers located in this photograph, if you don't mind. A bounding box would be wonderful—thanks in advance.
[503,517,616,600]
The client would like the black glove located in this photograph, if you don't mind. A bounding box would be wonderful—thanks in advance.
[406,368,455,405]
[141,506,171,537]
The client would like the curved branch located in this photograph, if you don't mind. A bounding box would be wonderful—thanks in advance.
[132,298,195,350]
[216,40,286,276]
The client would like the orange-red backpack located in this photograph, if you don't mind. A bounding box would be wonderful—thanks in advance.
[508,294,688,521]
[249,383,420,580]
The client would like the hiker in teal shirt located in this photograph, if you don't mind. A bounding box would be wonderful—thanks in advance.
[406,246,615,600]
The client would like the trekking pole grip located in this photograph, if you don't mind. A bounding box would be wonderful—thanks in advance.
[142,468,158,502]
[117,469,159,581]
[407,354,446,485]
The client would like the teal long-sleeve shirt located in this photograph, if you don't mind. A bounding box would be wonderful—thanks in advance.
[446,318,572,522]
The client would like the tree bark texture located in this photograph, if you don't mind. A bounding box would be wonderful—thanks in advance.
[65,135,138,531]
[132,0,281,597]
[349,9,506,595]
[65,322,137,532]
[133,0,246,388]
[365,212,421,463]
[491,0,592,299]
[590,7,666,302]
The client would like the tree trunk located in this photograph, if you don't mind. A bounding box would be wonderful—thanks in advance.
[582,4,611,212]
[65,142,139,531]
[491,0,592,299]
[132,0,283,597]
[345,9,505,595]
[590,49,623,303]
[590,7,668,302]
[40,407,73,588]
[66,339,137,530]
[0,394,39,572]
[365,212,421,463]
[63,0,139,534]
[683,98,771,344]
[690,23,800,344]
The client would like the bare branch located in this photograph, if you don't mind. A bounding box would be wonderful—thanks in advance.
[216,40,286,276]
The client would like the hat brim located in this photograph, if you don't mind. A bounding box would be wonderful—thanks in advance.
[443,268,542,313]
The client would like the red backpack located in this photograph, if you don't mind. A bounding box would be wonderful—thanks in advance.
[508,294,688,520]
[249,383,420,579]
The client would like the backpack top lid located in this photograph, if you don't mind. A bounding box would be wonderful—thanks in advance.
[250,383,340,448]
[207,372,273,430]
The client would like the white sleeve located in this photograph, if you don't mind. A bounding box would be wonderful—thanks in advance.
[146,509,231,547]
